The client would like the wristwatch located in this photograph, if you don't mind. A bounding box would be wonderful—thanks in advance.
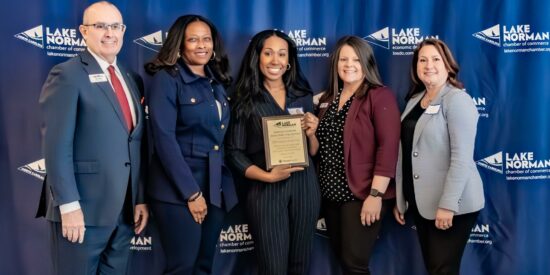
[369,188,384,198]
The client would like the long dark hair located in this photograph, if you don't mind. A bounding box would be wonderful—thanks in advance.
[407,38,463,100]
[232,30,312,120]
[144,14,231,86]
[319,36,383,104]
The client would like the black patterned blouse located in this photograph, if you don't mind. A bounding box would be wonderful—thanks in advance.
[317,91,357,202]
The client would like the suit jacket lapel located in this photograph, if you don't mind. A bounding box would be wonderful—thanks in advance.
[221,95,230,127]
[80,51,129,133]
[410,84,452,147]
[343,94,364,163]
[119,64,144,135]
[400,92,423,121]
[213,83,229,124]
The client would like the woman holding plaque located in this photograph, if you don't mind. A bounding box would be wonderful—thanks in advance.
[315,36,401,274]
[394,38,484,275]
[226,30,321,275]
[145,15,238,274]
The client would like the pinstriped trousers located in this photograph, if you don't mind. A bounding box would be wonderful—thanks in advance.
[246,167,321,275]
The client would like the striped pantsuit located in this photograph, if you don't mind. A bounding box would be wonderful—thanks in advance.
[246,168,320,275]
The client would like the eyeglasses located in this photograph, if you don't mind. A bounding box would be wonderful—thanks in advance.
[83,23,126,32]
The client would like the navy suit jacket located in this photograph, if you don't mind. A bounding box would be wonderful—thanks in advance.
[38,50,145,226]
[145,61,237,211]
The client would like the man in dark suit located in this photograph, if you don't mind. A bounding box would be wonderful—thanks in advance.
[38,1,148,274]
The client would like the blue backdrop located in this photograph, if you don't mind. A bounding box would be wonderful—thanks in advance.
[1,0,550,274]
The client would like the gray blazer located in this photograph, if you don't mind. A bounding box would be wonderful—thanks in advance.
[396,84,484,219]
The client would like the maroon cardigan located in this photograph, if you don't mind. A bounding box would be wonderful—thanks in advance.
[316,86,401,200]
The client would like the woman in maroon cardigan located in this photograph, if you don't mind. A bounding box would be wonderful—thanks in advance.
[314,36,400,274]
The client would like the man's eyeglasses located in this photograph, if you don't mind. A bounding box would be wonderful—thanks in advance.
[83,23,126,32]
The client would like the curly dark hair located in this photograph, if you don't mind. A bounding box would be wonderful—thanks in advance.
[144,14,231,87]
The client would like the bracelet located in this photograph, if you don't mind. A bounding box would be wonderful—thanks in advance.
[188,192,202,202]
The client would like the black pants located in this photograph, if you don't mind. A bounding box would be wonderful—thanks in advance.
[246,171,320,275]
[411,205,479,275]
[323,199,393,275]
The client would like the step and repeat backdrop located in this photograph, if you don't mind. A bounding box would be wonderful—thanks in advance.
[1,0,549,274]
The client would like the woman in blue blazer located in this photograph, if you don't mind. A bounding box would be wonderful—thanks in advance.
[145,15,237,275]
[393,39,484,275]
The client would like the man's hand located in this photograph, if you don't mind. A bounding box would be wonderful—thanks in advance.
[134,204,149,234]
[61,209,85,243]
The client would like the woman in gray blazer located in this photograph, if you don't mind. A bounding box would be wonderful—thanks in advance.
[393,38,484,275]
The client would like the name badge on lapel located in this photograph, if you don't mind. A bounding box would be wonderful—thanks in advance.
[287,107,304,115]
[425,104,441,114]
[319,102,329,108]
[89,74,108,83]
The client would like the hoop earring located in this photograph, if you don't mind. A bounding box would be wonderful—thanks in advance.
[286,64,291,71]
[210,51,216,61]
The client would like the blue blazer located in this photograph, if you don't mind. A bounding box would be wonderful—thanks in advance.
[38,50,145,226]
[396,84,485,219]
[146,61,237,211]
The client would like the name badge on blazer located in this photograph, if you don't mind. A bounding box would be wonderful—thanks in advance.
[425,104,441,114]
[89,74,108,83]
[319,102,329,108]
[288,107,304,115]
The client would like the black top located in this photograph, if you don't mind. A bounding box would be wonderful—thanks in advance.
[400,100,425,206]
[317,91,356,202]
[226,88,315,176]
